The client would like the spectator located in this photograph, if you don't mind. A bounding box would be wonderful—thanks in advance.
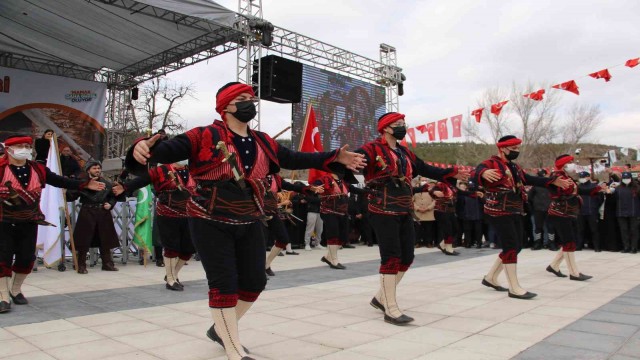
[34,129,53,164]
[60,146,82,178]
[413,177,436,248]
[611,172,639,253]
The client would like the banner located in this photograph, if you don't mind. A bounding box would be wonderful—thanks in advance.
[36,137,67,266]
[0,67,106,161]
[133,185,153,253]
[299,105,326,183]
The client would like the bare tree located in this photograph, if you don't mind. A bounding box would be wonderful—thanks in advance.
[560,104,602,152]
[135,77,195,133]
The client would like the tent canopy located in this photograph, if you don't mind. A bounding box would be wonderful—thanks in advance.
[0,0,242,86]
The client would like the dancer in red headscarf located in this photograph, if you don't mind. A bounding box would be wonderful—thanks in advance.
[545,154,601,281]
[125,82,366,360]
[475,136,570,300]
[355,112,469,326]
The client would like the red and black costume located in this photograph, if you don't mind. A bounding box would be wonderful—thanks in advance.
[123,163,197,290]
[313,173,364,270]
[264,173,313,275]
[430,181,460,255]
[545,155,594,281]
[124,83,344,359]
[475,135,559,299]
[0,136,90,311]
[356,112,459,325]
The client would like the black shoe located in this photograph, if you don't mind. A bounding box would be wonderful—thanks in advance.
[570,273,593,281]
[546,265,567,278]
[508,291,537,300]
[384,314,414,325]
[532,241,543,250]
[332,263,347,270]
[595,249,602,253]
[370,297,385,312]
[285,251,299,255]
[481,278,508,292]
[548,243,559,251]
[444,250,459,256]
[476,243,482,249]
[164,276,183,288]
[165,282,183,291]
[621,248,630,253]
[368,243,373,247]
[156,260,165,267]
[206,325,250,353]
[436,244,446,254]
[194,253,201,261]
[0,301,10,313]
[10,293,28,305]
[265,267,275,276]
[342,244,355,249]
[632,249,638,254]
[277,252,285,257]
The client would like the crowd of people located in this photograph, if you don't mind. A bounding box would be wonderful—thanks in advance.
[0,83,638,359]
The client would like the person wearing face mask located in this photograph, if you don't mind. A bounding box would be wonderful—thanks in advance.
[67,161,120,274]
[545,155,601,281]
[0,136,105,313]
[430,179,461,255]
[577,171,604,252]
[528,169,557,251]
[124,82,366,360]
[611,172,639,253]
[114,161,196,291]
[475,136,571,300]
[353,112,469,326]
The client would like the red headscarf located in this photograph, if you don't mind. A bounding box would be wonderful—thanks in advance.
[215,83,255,118]
[377,113,405,133]
[496,136,522,148]
[3,136,33,146]
[555,154,574,170]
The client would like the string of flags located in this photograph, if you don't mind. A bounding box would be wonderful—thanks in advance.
[401,56,639,148]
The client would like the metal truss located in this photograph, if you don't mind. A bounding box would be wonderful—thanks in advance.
[0,53,105,82]
[378,43,401,112]
[236,0,263,130]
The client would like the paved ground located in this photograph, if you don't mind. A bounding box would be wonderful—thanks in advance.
[1,245,640,360]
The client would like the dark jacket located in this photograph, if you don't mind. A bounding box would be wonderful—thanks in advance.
[579,182,604,216]
[460,192,484,221]
[60,155,81,178]
[528,186,551,212]
[613,183,640,217]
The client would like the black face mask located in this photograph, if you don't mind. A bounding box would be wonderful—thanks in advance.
[504,150,520,161]
[230,101,257,123]
[390,126,407,140]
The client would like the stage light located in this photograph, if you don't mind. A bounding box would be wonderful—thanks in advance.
[249,19,275,47]
[398,73,406,96]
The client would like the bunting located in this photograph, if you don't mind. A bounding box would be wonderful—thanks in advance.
[589,69,612,82]
[471,108,483,123]
[437,119,448,140]
[450,115,462,138]
[426,122,436,141]
[626,58,639,68]
[523,89,545,101]
[490,101,509,116]
[406,127,416,148]
[552,80,580,95]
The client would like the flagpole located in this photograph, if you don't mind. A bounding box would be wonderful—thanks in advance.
[54,134,79,272]
[272,126,291,140]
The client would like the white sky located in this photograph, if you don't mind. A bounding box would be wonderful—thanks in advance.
[166,0,640,148]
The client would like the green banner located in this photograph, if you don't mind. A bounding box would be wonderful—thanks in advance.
[133,185,153,253]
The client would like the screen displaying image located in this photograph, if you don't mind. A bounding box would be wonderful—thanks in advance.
[292,65,386,151]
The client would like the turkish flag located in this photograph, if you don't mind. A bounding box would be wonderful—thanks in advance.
[589,69,612,82]
[471,108,483,123]
[407,127,417,148]
[299,105,325,183]
[552,80,580,95]
[490,101,509,116]
[625,58,639,68]
[426,122,436,141]
[450,115,462,138]
[416,124,428,134]
[437,119,448,140]
[524,89,545,101]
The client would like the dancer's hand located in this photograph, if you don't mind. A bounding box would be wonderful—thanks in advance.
[336,145,366,171]
[454,168,470,181]
[133,134,163,165]
[86,178,106,191]
[482,169,501,183]
[552,177,572,189]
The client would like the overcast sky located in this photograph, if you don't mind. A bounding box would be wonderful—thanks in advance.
[167,0,640,148]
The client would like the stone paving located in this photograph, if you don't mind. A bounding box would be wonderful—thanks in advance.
[1,245,640,360]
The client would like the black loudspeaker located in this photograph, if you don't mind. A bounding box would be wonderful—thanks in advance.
[252,55,302,103]
[131,87,139,101]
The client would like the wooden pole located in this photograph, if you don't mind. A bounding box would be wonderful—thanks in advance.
[53,134,79,272]
[272,126,291,140]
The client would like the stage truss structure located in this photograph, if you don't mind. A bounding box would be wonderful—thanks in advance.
[1,0,404,158]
